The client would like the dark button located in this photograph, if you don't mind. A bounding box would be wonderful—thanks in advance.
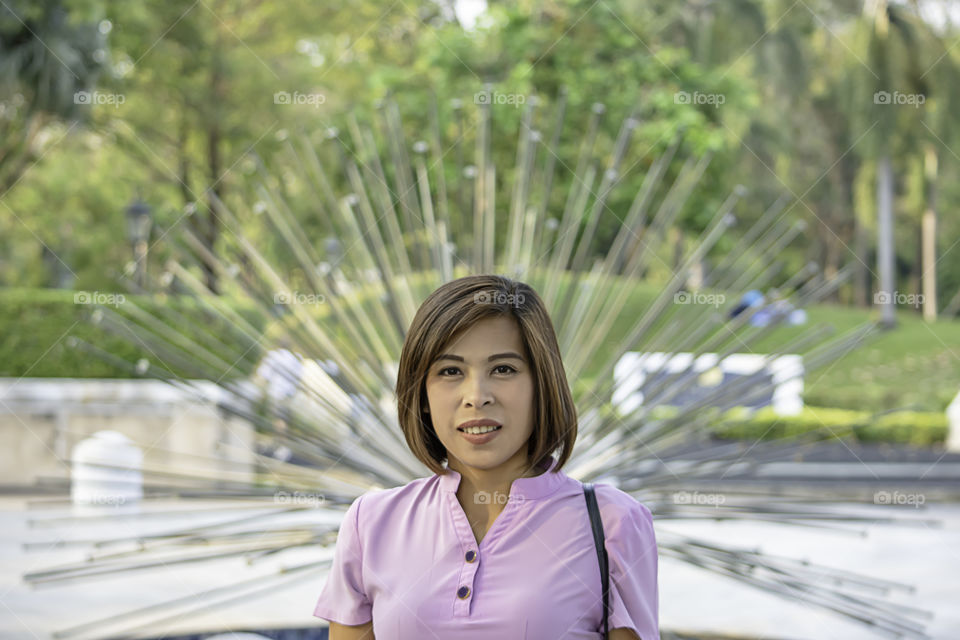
[457,585,470,599]
[465,550,476,563]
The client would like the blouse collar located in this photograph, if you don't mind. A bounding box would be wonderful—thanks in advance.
[438,455,566,500]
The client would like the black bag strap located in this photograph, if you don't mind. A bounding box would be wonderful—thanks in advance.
[582,482,609,639]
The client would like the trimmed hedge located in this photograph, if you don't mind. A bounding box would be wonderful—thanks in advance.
[711,405,948,447]
[0,287,266,379]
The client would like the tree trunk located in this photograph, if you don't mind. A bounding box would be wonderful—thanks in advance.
[853,203,870,307]
[177,100,192,207]
[203,32,226,296]
[876,155,896,328]
[823,226,841,303]
[0,113,44,196]
[921,143,937,322]
[913,220,922,307]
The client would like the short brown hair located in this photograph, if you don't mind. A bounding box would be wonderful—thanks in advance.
[396,274,578,477]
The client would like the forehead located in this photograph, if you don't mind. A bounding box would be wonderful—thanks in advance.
[434,316,525,360]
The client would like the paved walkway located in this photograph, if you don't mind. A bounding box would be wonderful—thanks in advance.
[1,495,956,640]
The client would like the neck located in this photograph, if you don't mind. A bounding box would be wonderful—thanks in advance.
[449,456,547,520]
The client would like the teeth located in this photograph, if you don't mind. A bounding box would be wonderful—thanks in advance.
[462,425,501,435]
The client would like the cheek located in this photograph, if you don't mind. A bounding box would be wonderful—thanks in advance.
[423,383,453,415]
[514,375,535,402]
[505,379,536,419]
[424,382,441,403]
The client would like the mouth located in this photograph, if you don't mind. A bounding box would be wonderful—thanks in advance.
[457,425,503,433]
[458,425,503,443]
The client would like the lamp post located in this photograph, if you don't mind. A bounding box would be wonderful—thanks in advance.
[125,199,152,289]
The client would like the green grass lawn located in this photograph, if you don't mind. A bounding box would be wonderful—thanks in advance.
[778,305,960,412]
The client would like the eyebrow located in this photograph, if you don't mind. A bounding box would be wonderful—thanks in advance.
[433,352,525,364]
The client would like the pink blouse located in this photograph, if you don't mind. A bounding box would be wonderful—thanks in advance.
[313,456,659,639]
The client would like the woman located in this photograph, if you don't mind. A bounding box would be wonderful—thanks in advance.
[313,274,659,639]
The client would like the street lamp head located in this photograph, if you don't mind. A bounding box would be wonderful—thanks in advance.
[125,199,152,245]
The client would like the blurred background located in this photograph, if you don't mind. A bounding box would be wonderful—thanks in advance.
[2,0,960,405]
[2,0,960,639]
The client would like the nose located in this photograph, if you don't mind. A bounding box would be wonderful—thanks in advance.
[463,374,494,408]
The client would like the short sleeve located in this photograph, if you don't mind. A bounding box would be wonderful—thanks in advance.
[604,499,659,640]
[313,494,373,626]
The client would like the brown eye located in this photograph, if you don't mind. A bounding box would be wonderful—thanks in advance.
[437,365,515,376]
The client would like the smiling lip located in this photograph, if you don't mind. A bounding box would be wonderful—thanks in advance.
[459,425,502,445]
[457,418,502,431]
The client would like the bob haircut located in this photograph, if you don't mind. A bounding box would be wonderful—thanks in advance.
[396,274,578,478]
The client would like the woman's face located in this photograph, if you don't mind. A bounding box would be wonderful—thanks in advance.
[424,315,535,474]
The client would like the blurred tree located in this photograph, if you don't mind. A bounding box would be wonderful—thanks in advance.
[363,0,753,276]
[905,0,960,322]
[0,0,109,287]
[850,0,960,326]
[91,0,455,294]
[649,0,867,302]
[4,0,959,314]
[0,0,105,194]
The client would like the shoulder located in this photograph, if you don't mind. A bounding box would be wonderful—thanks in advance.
[589,482,655,538]
[359,474,437,506]
[350,475,439,527]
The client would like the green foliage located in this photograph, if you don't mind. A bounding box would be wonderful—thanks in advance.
[0,129,167,289]
[5,0,960,308]
[0,287,265,379]
[712,405,948,446]
[301,0,760,270]
[0,0,108,198]
[0,0,107,118]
